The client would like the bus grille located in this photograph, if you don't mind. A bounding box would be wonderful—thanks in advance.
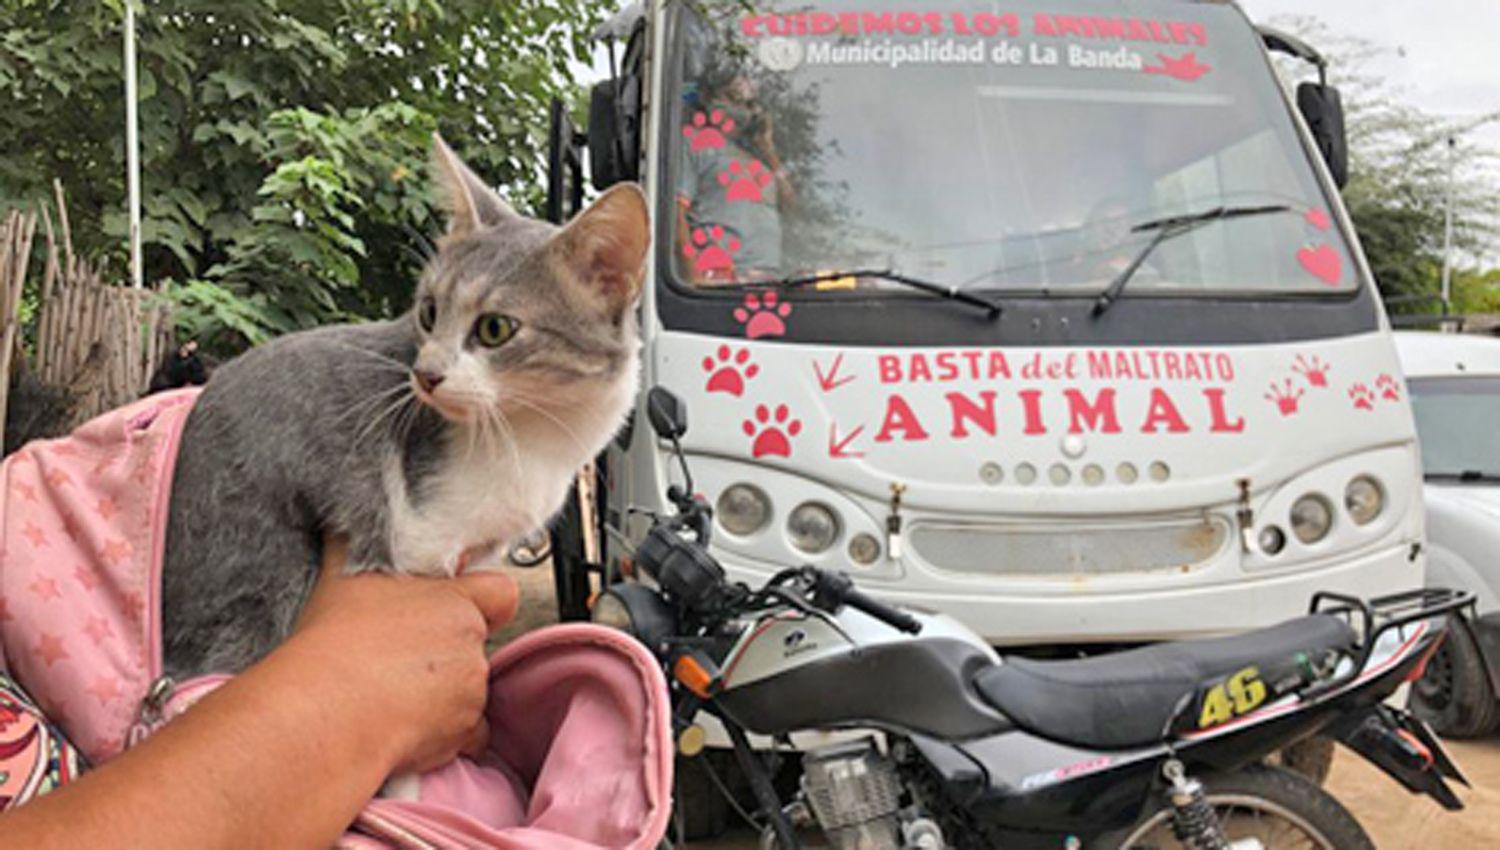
[907,517,1231,577]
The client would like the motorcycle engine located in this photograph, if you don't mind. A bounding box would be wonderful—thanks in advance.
[800,739,905,850]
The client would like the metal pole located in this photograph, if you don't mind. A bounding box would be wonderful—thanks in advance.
[125,2,143,289]
[1441,135,1455,319]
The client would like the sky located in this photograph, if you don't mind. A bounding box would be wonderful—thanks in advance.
[1238,0,1500,151]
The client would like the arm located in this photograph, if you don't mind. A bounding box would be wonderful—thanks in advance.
[0,537,518,850]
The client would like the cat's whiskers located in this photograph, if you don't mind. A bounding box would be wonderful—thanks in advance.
[356,386,418,448]
[331,380,412,432]
[484,403,526,485]
[503,392,592,460]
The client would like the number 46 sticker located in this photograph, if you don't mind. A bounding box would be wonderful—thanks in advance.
[1198,666,1269,728]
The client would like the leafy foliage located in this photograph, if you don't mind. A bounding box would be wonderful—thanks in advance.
[0,0,605,350]
[1272,16,1500,310]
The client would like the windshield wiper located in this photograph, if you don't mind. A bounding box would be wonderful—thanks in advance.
[1090,204,1293,317]
[1427,470,1500,484]
[774,269,1002,320]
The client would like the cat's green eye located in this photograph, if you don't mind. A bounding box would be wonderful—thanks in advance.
[418,298,437,332]
[474,313,519,348]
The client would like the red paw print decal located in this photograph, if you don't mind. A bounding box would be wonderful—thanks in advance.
[734,291,792,340]
[702,345,759,397]
[682,109,735,153]
[743,404,802,459]
[1292,355,1331,388]
[683,226,740,281]
[1348,383,1376,411]
[1265,379,1304,417]
[1144,52,1212,82]
[718,159,773,203]
[1297,244,1343,286]
[1305,208,1332,232]
[1376,373,1402,402]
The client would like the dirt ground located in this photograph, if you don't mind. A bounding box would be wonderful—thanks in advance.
[506,565,1500,848]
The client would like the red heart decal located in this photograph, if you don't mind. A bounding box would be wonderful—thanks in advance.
[1297,244,1342,286]
[1305,208,1331,231]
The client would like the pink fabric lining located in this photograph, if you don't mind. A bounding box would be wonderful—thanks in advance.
[3,392,673,848]
[0,389,200,763]
[354,624,673,850]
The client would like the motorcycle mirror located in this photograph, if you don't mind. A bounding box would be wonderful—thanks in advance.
[647,387,688,441]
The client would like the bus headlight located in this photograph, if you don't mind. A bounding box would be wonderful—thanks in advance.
[788,502,840,554]
[1290,495,1334,544]
[1344,476,1384,526]
[716,483,771,536]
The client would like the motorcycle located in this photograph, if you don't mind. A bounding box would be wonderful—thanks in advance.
[591,387,1473,849]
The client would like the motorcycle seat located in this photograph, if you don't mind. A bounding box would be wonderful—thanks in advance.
[971,614,1358,750]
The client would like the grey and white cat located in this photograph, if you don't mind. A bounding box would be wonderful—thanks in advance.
[161,136,649,677]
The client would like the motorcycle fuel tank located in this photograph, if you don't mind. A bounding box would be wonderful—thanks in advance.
[713,606,1012,739]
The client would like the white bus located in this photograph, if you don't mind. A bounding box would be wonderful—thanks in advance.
[549,0,1423,651]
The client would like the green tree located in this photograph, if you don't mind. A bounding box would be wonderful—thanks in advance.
[1270,16,1499,309]
[0,0,605,350]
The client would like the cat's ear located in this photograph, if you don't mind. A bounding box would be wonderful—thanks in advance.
[432,133,516,237]
[551,184,650,314]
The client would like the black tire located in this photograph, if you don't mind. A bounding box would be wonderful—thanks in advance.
[674,753,731,840]
[1410,615,1500,739]
[1101,764,1374,850]
[1267,735,1336,786]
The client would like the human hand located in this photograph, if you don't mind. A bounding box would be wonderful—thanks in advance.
[287,536,520,775]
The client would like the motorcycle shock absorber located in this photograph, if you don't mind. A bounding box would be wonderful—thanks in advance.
[1162,760,1230,850]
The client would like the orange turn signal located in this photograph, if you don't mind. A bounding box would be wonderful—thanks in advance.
[674,655,717,698]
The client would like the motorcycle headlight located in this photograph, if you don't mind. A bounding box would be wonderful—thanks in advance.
[716,483,771,536]
[590,590,634,631]
[1290,494,1334,544]
[590,583,678,649]
[1345,476,1384,526]
[788,502,840,554]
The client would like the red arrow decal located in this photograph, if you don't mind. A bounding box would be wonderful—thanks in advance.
[813,353,856,393]
[828,423,866,459]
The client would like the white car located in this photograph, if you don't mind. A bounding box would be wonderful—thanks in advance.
[1397,331,1500,736]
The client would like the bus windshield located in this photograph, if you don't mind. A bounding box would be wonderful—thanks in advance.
[667,0,1359,299]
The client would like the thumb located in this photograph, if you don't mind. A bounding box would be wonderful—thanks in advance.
[452,570,521,632]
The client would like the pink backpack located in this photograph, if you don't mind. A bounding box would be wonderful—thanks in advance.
[1,390,672,848]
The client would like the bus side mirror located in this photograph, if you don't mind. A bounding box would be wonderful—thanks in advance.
[588,80,626,189]
[1298,82,1349,189]
[647,387,688,441]
[588,17,646,190]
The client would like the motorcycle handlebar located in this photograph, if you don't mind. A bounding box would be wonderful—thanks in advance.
[816,570,924,635]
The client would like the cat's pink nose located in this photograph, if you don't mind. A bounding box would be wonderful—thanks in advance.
[413,369,445,393]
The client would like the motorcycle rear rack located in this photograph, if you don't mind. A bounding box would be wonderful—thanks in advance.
[1309,587,1476,676]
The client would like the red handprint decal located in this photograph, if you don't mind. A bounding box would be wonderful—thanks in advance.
[682,110,735,153]
[701,345,759,397]
[733,291,793,340]
[718,159,774,203]
[743,404,802,459]
[682,226,740,281]
[1144,52,1212,82]
[1265,379,1305,417]
[1292,355,1331,389]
